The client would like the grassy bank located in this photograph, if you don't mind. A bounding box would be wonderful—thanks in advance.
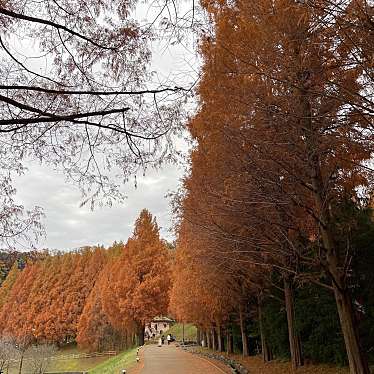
[47,356,106,373]
[167,323,197,342]
[89,347,138,374]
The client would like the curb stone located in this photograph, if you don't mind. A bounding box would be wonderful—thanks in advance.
[183,347,250,374]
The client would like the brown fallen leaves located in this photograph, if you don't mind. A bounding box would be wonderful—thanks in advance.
[237,355,350,374]
[193,347,350,374]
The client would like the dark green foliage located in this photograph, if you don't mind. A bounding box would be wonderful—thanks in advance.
[231,322,244,354]
[258,202,374,366]
[290,202,374,365]
[224,314,249,354]
[330,202,374,363]
[17,257,26,270]
[295,285,347,365]
[0,261,7,283]
[349,208,374,362]
[246,318,260,356]
[262,298,290,359]
[0,251,40,284]
[260,286,346,365]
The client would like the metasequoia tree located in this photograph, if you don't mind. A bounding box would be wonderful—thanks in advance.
[171,187,273,357]
[177,126,312,365]
[0,262,20,309]
[77,251,129,352]
[0,247,107,344]
[173,0,373,373]
[32,248,107,343]
[170,231,234,352]
[0,0,190,246]
[77,275,128,352]
[0,234,171,350]
[172,83,308,362]
[101,209,171,346]
[0,262,41,339]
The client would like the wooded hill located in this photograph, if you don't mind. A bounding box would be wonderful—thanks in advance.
[0,209,171,352]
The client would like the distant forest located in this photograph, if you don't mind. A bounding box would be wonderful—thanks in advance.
[0,209,171,352]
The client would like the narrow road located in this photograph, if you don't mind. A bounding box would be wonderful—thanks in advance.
[138,344,231,374]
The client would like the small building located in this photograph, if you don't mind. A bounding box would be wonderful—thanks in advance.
[145,316,175,338]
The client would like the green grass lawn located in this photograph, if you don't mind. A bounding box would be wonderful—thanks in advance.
[89,347,138,374]
[166,323,197,342]
[47,344,108,372]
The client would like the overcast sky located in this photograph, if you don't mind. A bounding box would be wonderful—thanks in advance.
[14,161,185,250]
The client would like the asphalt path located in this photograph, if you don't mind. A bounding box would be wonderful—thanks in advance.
[138,344,231,374]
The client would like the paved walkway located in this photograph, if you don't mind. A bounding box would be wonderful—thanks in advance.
[138,344,231,374]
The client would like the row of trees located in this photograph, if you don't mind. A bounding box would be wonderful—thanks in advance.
[171,1,374,374]
[78,209,171,350]
[0,209,171,353]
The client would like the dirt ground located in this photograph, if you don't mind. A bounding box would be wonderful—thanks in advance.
[223,352,350,374]
[189,347,351,374]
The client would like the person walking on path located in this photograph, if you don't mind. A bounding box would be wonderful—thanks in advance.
[167,334,171,345]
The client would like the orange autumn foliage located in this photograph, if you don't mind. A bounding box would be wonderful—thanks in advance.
[0,262,20,309]
[0,247,107,344]
[172,1,373,372]
[101,209,171,345]
[0,211,171,352]
[77,264,128,352]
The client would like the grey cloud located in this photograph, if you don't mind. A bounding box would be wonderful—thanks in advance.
[14,162,184,251]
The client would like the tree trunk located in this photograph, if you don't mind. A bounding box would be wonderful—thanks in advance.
[125,331,130,349]
[226,330,234,354]
[197,327,201,345]
[202,330,207,347]
[313,174,369,374]
[126,331,132,348]
[211,327,217,350]
[239,304,249,356]
[284,277,303,369]
[18,353,24,374]
[132,333,136,346]
[333,285,370,374]
[136,324,145,346]
[314,190,370,374]
[207,330,211,349]
[217,324,224,352]
[297,54,370,374]
[258,299,272,362]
